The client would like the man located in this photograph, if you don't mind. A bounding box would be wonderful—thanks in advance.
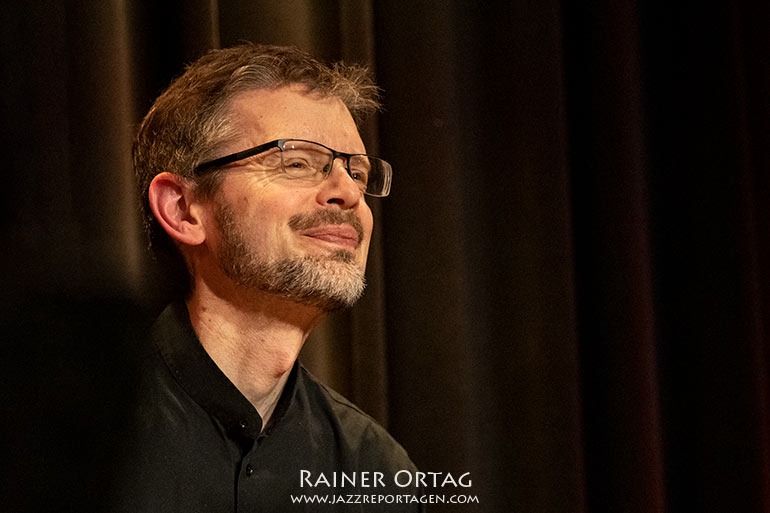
[113,44,422,511]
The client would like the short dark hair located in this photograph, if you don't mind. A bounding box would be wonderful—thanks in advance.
[132,43,381,283]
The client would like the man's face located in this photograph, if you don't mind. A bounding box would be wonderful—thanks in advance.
[202,85,374,311]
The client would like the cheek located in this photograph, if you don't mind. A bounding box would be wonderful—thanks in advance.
[359,207,375,252]
[363,213,374,242]
[223,194,287,250]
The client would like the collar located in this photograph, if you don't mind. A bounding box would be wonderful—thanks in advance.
[149,300,299,440]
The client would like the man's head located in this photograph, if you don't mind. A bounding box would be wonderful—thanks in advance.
[134,44,384,310]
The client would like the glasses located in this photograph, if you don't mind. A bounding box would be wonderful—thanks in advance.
[194,139,392,197]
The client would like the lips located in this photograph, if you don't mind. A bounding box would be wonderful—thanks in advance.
[302,224,360,249]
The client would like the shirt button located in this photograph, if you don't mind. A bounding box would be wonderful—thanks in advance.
[245,464,254,477]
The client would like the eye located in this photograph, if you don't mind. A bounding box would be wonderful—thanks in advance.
[282,146,328,177]
[282,154,319,177]
[348,161,370,184]
[284,158,311,170]
[349,170,369,184]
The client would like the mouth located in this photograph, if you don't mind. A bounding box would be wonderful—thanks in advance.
[301,224,361,250]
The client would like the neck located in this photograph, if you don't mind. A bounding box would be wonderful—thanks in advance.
[186,277,324,428]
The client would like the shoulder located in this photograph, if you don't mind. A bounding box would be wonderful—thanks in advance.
[298,365,418,473]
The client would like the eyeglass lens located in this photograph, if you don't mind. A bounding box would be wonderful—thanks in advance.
[280,140,390,197]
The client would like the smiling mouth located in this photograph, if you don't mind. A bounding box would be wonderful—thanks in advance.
[301,224,360,249]
[289,209,365,252]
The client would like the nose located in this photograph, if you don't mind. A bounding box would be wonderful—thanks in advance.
[316,157,363,209]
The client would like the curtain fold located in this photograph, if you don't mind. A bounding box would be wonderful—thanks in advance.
[564,2,665,511]
[374,2,584,511]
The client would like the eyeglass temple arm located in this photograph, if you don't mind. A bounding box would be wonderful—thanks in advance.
[194,140,282,175]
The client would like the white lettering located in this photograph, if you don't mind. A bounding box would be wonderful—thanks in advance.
[390,471,473,488]
[440,473,457,487]
[298,471,392,488]
[341,472,355,487]
[394,470,413,487]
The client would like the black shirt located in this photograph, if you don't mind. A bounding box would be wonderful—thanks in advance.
[110,301,422,512]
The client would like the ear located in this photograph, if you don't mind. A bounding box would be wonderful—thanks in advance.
[148,172,207,246]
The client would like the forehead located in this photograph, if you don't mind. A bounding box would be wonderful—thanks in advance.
[225,85,364,153]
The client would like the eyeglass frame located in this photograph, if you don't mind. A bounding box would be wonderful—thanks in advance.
[193,138,392,197]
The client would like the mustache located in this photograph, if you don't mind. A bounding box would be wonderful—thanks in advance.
[288,209,365,244]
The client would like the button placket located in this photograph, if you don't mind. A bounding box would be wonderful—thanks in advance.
[240,440,258,480]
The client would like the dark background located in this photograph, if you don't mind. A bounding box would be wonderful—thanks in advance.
[2,1,770,512]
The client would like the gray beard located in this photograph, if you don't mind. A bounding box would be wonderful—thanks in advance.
[215,205,366,311]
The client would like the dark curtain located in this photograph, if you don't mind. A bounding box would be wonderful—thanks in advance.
[2,1,769,512]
